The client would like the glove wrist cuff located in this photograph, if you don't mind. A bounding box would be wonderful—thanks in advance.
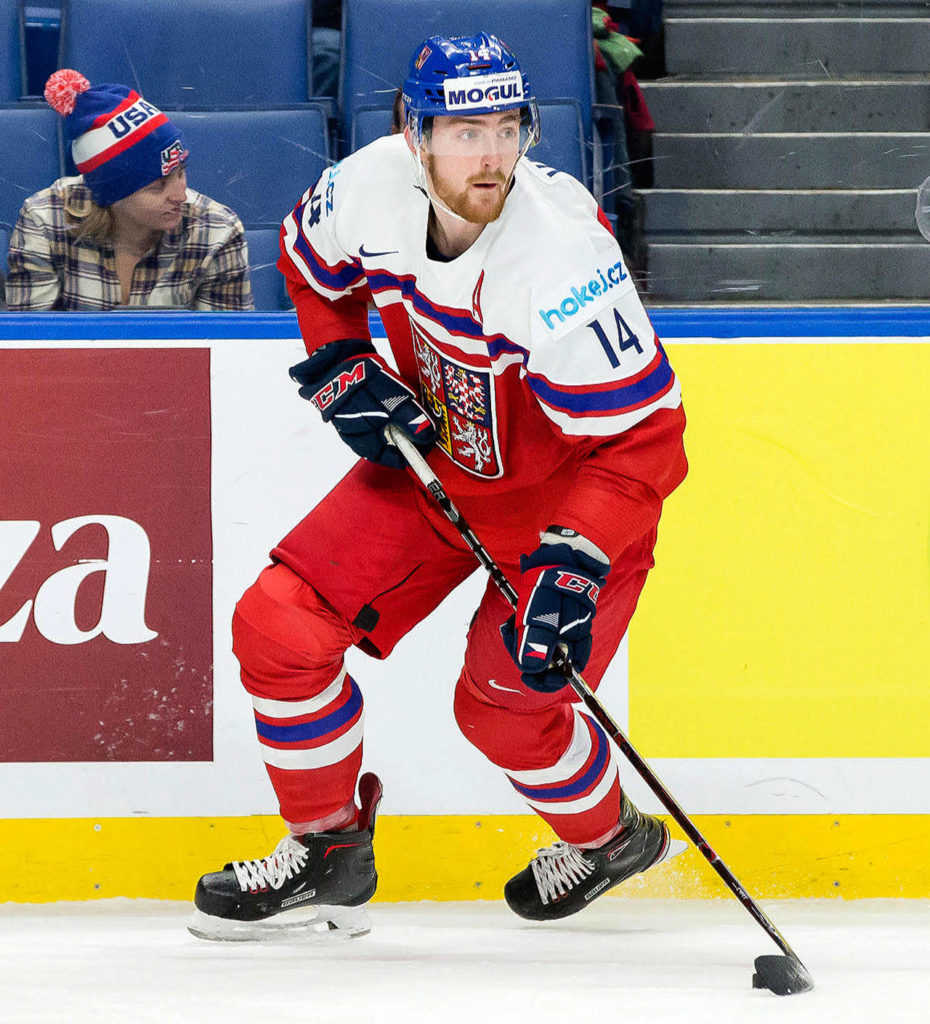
[328,338,378,364]
[540,526,609,572]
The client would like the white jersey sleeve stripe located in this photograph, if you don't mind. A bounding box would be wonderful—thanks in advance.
[526,341,677,419]
[281,193,365,295]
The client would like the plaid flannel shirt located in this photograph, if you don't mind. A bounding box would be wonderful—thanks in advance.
[5,177,254,311]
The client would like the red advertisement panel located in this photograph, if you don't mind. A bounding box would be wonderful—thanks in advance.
[0,348,213,761]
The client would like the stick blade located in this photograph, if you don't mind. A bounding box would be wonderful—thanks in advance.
[752,955,814,996]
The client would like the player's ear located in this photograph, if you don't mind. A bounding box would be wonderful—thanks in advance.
[403,126,417,154]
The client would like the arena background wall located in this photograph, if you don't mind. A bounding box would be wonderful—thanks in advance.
[1,308,928,903]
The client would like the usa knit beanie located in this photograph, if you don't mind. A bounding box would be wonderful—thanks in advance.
[44,69,189,207]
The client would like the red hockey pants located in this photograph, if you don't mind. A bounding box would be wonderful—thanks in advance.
[232,460,658,845]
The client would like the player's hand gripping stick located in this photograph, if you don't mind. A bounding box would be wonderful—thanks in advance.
[500,536,609,693]
[384,422,814,997]
[291,340,436,469]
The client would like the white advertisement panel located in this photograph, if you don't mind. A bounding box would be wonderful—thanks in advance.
[2,309,929,817]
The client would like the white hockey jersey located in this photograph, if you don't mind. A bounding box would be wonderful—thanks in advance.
[279,133,686,561]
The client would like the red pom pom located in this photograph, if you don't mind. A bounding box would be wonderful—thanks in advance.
[44,69,91,115]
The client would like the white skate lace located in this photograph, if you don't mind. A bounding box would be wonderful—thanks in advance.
[530,842,595,905]
[232,834,309,893]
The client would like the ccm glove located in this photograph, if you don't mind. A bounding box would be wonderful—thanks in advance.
[290,339,436,469]
[500,529,610,693]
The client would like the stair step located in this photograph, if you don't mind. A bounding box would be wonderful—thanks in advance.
[665,18,930,75]
[652,132,930,188]
[640,80,930,133]
[665,1,930,17]
[646,242,930,300]
[640,188,921,235]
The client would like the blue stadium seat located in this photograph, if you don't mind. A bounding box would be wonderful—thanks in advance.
[59,0,313,106]
[22,1,60,96]
[530,101,588,184]
[0,104,61,230]
[349,105,395,151]
[165,107,330,227]
[2,0,24,101]
[339,0,594,179]
[1,220,11,276]
[350,100,587,185]
[244,226,290,310]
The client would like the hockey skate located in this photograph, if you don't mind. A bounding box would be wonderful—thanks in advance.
[188,773,382,941]
[504,792,687,921]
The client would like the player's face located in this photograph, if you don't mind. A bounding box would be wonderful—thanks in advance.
[111,167,188,232]
[423,111,522,224]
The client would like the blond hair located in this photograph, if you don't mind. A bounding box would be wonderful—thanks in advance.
[65,193,115,244]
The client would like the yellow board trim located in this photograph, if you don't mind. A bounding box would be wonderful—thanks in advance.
[632,343,930,758]
[3,814,929,903]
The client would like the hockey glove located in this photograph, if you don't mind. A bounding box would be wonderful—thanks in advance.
[500,529,610,694]
[290,339,436,469]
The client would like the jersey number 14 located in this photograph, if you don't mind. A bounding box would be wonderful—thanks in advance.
[587,310,643,368]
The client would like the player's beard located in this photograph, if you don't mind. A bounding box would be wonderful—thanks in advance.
[424,155,509,225]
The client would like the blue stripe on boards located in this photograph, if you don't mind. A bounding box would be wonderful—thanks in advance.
[6,307,930,343]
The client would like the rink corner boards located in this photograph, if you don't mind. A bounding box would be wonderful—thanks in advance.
[1,813,928,903]
[4,309,930,905]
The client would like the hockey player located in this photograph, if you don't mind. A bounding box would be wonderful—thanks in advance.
[190,32,688,940]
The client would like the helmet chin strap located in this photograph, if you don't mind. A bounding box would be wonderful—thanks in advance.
[412,145,471,224]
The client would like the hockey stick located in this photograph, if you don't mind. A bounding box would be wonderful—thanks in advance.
[385,423,814,996]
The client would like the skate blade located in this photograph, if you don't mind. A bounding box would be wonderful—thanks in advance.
[186,904,371,943]
[655,837,689,866]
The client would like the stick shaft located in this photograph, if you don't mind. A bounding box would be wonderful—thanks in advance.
[386,424,806,965]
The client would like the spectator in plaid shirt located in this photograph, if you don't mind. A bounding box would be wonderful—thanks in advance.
[6,70,253,312]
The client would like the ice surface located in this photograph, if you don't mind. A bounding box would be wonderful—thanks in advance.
[0,898,927,1023]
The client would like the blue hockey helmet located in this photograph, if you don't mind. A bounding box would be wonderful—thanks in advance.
[402,32,540,152]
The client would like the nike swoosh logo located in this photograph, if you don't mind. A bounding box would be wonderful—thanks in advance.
[359,245,399,258]
[487,679,524,695]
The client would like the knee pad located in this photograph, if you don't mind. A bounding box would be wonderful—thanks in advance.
[232,563,353,698]
[453,667,504,752]
[453,666,575,771]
